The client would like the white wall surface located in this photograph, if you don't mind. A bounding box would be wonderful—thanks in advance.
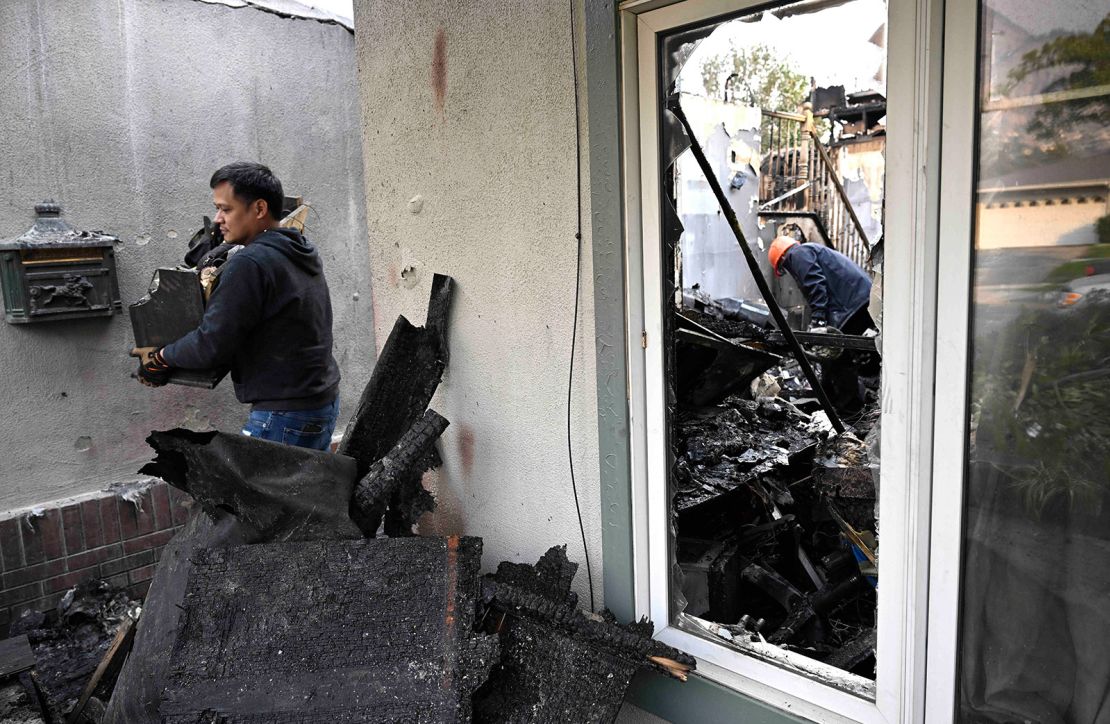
[353,0,604,604]
[0,0,373,511]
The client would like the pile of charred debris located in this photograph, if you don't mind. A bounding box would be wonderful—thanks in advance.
[0,581,139,723]
[674,298,880,683]
[1,273,693,724]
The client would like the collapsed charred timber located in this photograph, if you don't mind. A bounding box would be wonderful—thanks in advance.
[663,99,881,682]
[668,181,879,677]
[673,358,879,678]
[339,273,453,537]
[474,546,695,724]
[351,409,451,530]
[673,305,879,676]
[104,271,690,722]
[676,315,781,406]
[107,277,459,723]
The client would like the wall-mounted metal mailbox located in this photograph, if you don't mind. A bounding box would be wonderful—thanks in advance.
[0,201,122,324]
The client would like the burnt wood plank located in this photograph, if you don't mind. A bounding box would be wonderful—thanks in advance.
[0,634,35,678]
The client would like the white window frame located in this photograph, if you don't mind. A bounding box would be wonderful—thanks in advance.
[619,0,954,720]
[924,0,984,719]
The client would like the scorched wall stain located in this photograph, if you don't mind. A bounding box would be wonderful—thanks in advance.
[432,28,448,116]
[456,425,475,479]
[354,0,603,604]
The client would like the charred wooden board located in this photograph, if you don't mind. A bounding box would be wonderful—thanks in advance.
[0,634,34,678]
[339,273,454,536]
[766,330,877,352]
[352,409,449,529]
[161,536,496,724]
[676,315,781,406]
[128,268,226,389]
[475,546,695,723]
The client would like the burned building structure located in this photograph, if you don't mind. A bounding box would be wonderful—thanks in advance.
[659,8,885,686]
[1,0,1107,721]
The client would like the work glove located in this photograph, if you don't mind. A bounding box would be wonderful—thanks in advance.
[130,346,171,387]
[805,324,843,361]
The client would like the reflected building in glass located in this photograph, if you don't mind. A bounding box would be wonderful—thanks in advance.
[958,2,1110,722]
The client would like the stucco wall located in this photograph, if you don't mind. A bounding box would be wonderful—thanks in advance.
[353,0,604,604]
[0,0,373,510]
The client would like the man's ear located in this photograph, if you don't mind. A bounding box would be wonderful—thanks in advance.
[254,199,269,220]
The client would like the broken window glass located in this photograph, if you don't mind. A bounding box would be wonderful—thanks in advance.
[957,2,1110,722]
[658,0,887,693]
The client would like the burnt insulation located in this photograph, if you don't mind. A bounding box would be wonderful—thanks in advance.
[140,428,362,542]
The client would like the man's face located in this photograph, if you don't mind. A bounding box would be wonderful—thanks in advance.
[212,181,268,244]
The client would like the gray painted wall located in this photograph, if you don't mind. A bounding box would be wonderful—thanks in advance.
[353,0,604,605]
[0,0,373,510]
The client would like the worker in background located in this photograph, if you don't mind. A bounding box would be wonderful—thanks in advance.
[132,162,341,450]
[769,236,878,414]
[769,236,874,336]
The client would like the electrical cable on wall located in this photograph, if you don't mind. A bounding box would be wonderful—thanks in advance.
[567,0,595,612]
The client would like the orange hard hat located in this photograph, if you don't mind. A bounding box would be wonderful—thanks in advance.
[769,236,799,276]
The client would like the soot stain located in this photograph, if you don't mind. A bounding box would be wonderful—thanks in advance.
[432,29,448,115]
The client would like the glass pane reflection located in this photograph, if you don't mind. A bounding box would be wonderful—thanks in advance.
[958,3,1110,722]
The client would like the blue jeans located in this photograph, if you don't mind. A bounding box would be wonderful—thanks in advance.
[240,398,340,451]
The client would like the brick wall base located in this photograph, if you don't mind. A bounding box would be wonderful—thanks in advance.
[0,480,189,636]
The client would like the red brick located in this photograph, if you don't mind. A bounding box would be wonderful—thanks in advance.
[60,504,84,555]
[13,593,63,619]
[0,518,24,571]
[151,484,172,531]
[0,582,42,608]
[128,579,152,600]
[99,497,121,544]
[20,516,45,566]
[104,573,129,589]
[80,500,105,549]
[169,488,194,526]
[2,558,66,589]
[128,565,156,585]
[122,529,176,555]
[43,566,99,594]
[118,492,156,540]
[66,543,122,572]
[41,509,65,561]
[100,550,153,578]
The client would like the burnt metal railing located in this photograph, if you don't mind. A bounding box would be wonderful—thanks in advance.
[758,107,871,269]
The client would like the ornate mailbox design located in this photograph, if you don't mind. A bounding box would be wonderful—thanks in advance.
[0,201,122,324]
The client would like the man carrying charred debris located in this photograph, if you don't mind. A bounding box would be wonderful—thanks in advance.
[769,235,879,413]
[132,162,341,450]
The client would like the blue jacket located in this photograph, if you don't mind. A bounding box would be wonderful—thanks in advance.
[780,243,871,329]
[162,228,340,410]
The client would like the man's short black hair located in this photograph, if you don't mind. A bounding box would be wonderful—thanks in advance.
[210,162,284,220]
